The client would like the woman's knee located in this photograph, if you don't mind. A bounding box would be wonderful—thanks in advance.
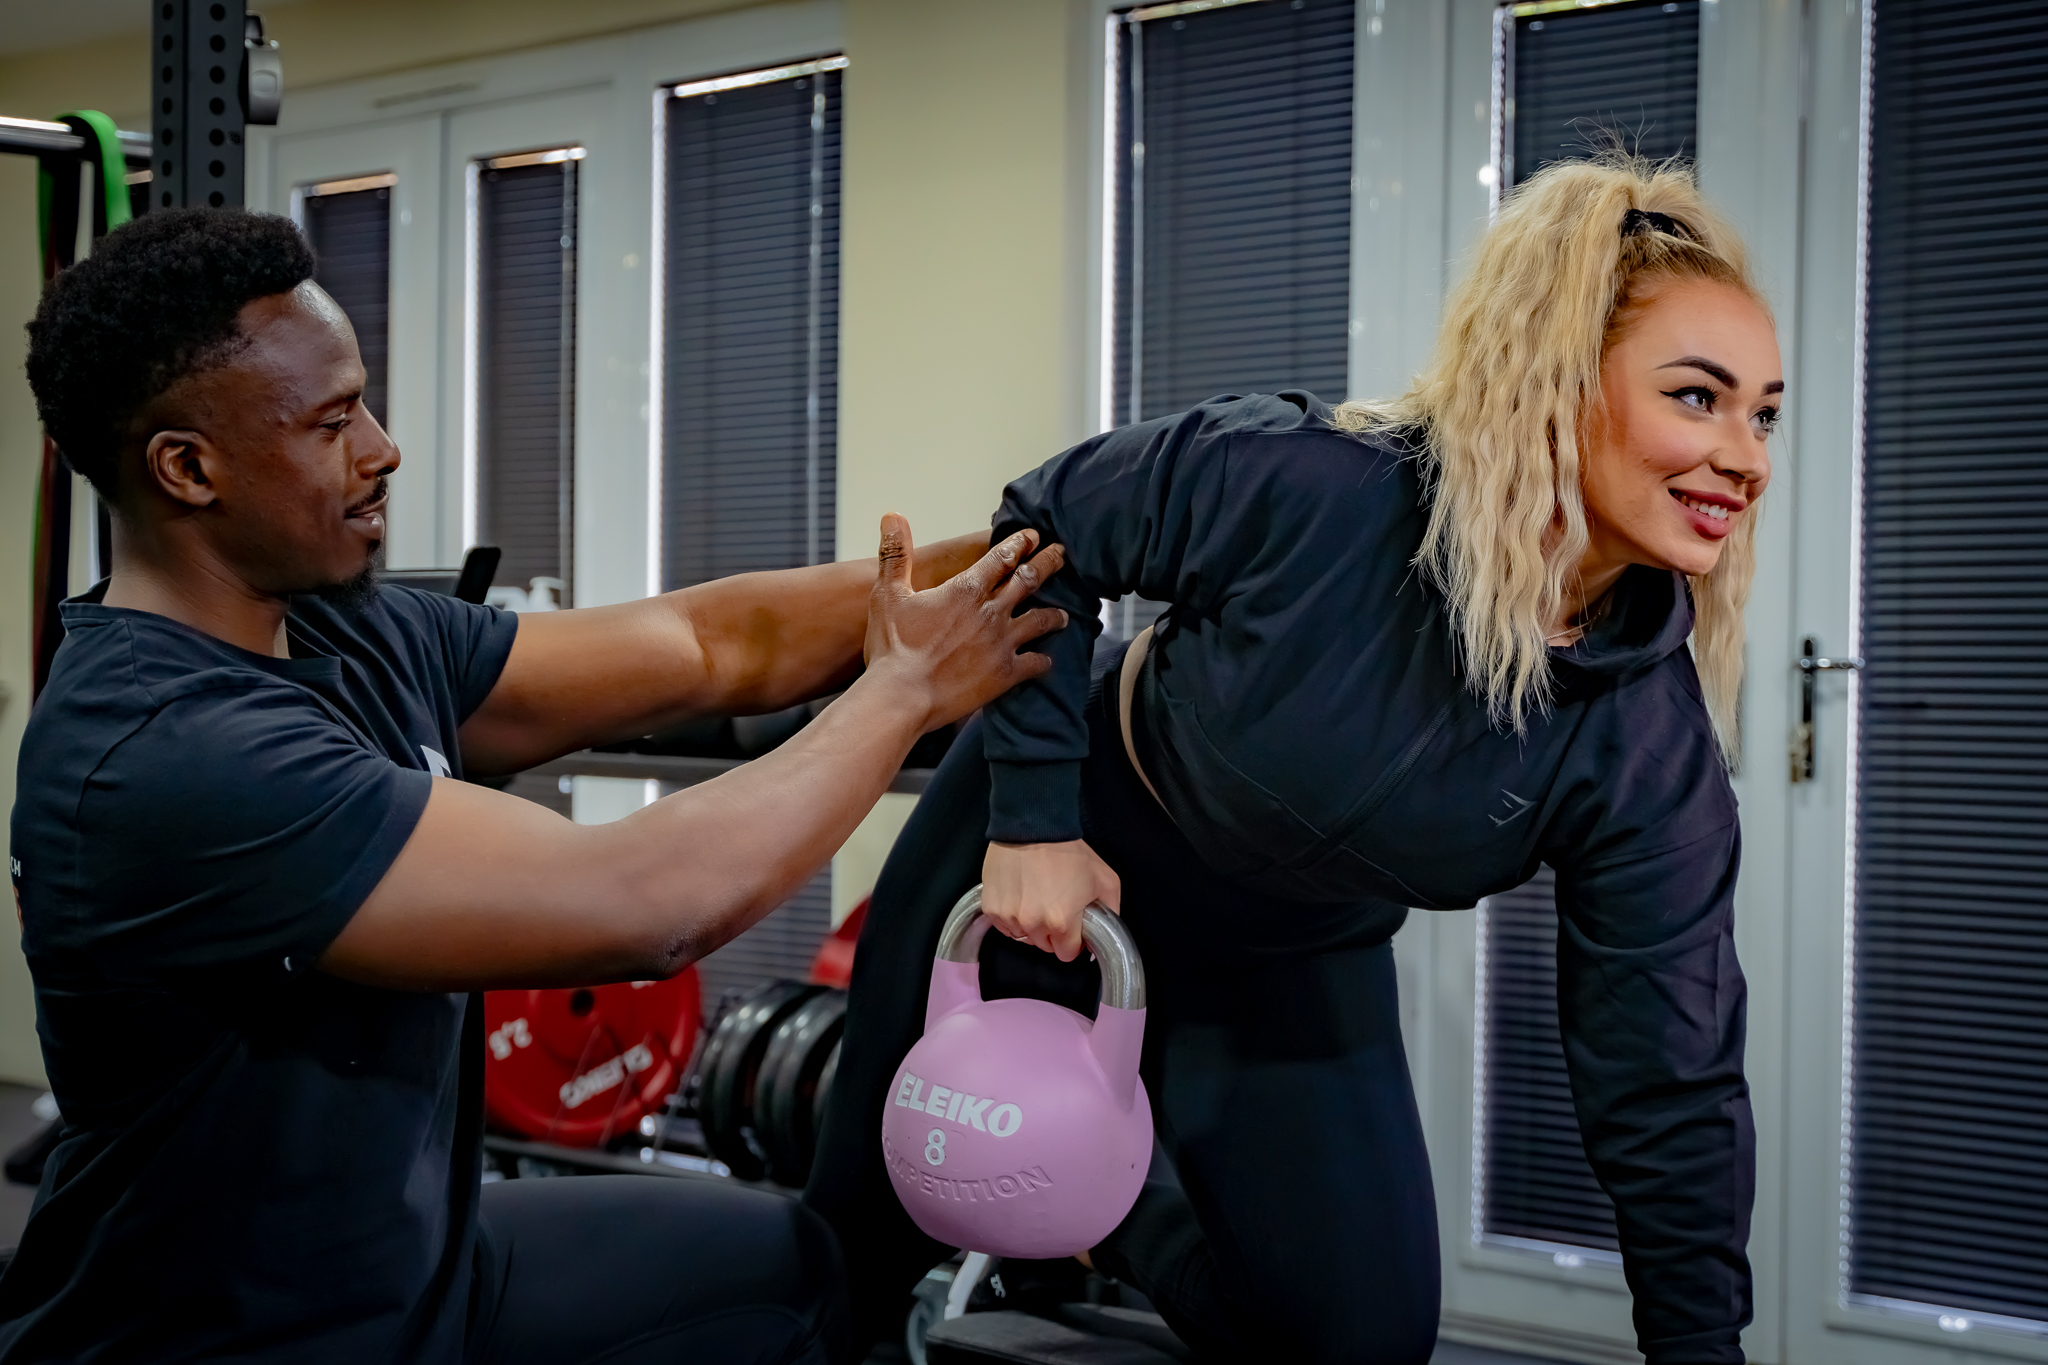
[1201,1268,1435,1365]
[1289,1291,1438,1365]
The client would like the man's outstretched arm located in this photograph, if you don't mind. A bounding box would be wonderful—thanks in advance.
[457,531,992,777]
[322,519,1065,992]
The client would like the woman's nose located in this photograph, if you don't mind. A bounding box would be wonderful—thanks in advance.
[1717,435,1769,491]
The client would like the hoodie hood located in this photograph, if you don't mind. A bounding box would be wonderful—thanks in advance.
[1551,566,1695,677]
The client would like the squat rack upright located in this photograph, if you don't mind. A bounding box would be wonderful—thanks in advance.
[6,2,283,699]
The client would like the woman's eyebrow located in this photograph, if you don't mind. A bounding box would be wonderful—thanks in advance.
[1656,355,1738,387]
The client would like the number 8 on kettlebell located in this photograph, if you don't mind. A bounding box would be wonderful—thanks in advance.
[881,886,1152,1259]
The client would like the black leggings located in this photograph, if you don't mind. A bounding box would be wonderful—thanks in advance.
[804,657,1440,1364]
[470,1175,847,1365]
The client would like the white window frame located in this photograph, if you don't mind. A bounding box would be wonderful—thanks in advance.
[1775,3,2048,1362]
[1083,0,1449,433]
[450,110,597,597]
[247,1,845,605]
[263,121,442,570]
[645,54,848,601]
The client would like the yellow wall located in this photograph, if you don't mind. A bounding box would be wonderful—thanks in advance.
[0,153,50,1084]
[836,0,1091,556]
[0,0,770,114]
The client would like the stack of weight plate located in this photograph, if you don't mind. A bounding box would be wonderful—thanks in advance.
[696,980,848,1186]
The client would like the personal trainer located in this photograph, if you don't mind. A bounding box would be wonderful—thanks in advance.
[6,208,1066,1363]
[809,157,1774,1364]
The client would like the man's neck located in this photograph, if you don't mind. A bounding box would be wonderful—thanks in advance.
[101,556,292,658]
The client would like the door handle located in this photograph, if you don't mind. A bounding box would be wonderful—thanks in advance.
[1790,637,1864,783]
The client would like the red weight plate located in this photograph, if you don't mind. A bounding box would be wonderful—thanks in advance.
[482,968,702,1147]
[809,897,867,988]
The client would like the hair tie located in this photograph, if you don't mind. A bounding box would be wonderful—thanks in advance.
[1620,208,1700,243]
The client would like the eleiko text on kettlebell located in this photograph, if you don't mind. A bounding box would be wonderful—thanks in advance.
[892,1070,1024,1137]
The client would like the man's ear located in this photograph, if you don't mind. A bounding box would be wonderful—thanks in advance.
[141,430,221,509]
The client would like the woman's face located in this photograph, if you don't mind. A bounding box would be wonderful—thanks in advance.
[1582,278,1781,580]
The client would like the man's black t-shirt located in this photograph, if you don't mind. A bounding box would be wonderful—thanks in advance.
[4,585,517,1362]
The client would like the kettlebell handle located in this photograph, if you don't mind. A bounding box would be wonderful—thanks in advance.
[935,886,1147,1011]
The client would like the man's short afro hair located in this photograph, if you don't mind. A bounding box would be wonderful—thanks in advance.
[25,208,316,498]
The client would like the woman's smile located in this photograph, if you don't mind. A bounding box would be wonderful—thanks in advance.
[1670,487,1744,539]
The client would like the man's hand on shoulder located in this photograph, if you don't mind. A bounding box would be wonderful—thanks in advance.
[860,515,1066,733]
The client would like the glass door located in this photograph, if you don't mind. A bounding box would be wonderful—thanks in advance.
[1783,4,2048,1363]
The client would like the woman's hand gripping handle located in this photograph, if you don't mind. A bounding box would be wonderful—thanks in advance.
[981,839,1123,962]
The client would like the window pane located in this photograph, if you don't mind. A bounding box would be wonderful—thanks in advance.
[476,158,578,599]
[662,68,840,591]
[1510,0,1699,185]
[1110,0,1354,425]
[303,184,391,427]
[1478,0,1700,1256]
[1849,0,2048,1325]
[1479,869,1620,1256]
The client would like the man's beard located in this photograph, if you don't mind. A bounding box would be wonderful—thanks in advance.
[315,545,385,613]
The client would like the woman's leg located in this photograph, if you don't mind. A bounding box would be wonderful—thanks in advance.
[1077,683,1440,1364]
[1087,942,1440,1364]
[809,673,1440,1361]
[469,1175,846,1365]
[800,717,992,1351]
[803,717,1109,1353]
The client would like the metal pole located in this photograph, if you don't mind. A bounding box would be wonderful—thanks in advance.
[152,0,250,209]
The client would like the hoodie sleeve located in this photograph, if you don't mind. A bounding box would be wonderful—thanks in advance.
[983,395,1308,843]
[1547,667,1754,1365]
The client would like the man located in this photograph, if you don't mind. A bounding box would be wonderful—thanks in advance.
[6,208,1065,1363]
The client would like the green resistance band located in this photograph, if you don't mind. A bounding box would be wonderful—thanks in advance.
[32,111,131,689]
[36,109,133,266]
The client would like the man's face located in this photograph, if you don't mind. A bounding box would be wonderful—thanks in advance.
[139,281,399,597]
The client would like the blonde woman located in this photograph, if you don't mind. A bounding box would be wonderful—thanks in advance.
[808,157,1775,1365]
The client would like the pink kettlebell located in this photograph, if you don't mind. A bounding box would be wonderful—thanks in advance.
[882,886,1151,1259]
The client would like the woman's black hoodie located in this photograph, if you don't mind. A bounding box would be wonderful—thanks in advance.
[986,392,1753,1365]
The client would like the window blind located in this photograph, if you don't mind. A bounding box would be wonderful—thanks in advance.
[1507,0,1699,185]
[476,157,578,598]
[302,184,390,426]
[662,64,840,592]
[692,870,834,1008]
[1478,0,1700,1257]
[1108,0,1354,425]
[1847,0,2048,1327]
[656,64,842,1000]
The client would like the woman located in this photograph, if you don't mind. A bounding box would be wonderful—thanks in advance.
[806,157,1775,1365]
